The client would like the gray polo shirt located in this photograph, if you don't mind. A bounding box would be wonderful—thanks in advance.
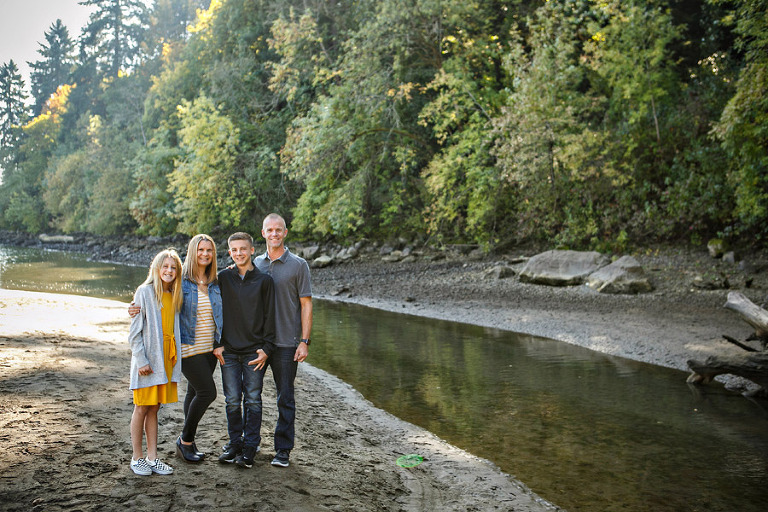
[254,247,312,347]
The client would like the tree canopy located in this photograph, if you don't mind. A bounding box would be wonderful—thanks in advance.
[0,0,766,250]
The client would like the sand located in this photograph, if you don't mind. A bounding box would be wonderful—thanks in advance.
[2,244,765,511]
[0,288,557,512]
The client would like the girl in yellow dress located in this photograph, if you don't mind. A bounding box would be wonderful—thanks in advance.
[128,249,183,476]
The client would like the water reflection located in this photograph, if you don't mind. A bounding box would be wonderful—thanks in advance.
[2,245,767,511]
[311,300,768,512]
[0,245,146,301]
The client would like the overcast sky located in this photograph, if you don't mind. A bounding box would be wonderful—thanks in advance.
[0,0,96,87]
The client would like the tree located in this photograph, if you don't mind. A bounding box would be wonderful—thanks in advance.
[492,2,610,246]
[79,0,149,78]
[5,85,74,232]
[170,95,242,234]
[28,19,75,116]
[281,0,440,239]
[418,0,523,246]
[710,0,768,240]
[0,60,28,153]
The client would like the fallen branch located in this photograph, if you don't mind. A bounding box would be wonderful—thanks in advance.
[687,292,768,393]
[721,334,758,352]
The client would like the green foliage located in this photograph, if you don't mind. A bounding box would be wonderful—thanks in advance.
[492,1,611,245]
[79,0,149,78]
[28,19,75,116]
[283,0,444,238]
[43,150,93,232]
[129,141,180,235]
[418,0,519,245]
[3,190,46,233]
[170,95,242,234]
[710,0,768,240]
[0,60,28,150]
[0,0,763,250]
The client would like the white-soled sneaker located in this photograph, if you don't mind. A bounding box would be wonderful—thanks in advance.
[148,458,174,475]
[130,458,152,476]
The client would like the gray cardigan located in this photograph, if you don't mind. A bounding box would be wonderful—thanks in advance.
[128,283,182,391]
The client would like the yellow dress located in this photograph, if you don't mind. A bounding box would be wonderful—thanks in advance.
[133,291,178,405]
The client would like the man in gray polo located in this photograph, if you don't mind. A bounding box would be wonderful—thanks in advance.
[252,213,313,467]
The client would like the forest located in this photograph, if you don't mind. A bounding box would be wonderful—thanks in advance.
[0,0,766,251]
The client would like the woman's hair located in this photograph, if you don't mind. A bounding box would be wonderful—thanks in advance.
[143,249,183,312]
[182,234,218,284]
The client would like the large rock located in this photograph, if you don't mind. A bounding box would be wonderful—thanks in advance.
[519,250,610,286]
[300,245,321,260]
[586,255,654,294]
[336,246,359,261]
[311,255,333,268]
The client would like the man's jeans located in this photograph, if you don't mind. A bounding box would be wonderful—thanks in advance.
[221,351,266,448]
[269,346,298,451]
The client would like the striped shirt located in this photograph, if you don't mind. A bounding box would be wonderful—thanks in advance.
[181,288,215,358]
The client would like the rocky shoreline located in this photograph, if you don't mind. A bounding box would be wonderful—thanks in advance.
[3,229,767,392]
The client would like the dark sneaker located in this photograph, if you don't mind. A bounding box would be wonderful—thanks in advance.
[218,442,242,463]
[271,449,290,467]
[235,445,259,469]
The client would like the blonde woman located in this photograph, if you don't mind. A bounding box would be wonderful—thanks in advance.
[176,234,223,462]
[128,249,183,476]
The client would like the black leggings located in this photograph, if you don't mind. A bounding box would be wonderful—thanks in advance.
[181,352,218,443]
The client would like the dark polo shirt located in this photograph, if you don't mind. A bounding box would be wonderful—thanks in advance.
[254,247,312,348]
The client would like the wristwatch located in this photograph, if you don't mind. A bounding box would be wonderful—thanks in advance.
[300,338,311,346]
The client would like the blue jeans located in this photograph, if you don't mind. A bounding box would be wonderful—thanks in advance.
[269,346,298,451]
[221,352,266,448]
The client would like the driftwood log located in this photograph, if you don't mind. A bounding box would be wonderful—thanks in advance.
[687,292,768,393]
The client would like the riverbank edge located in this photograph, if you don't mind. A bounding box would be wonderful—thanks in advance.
[3,229,766,390]
[0,287,561,511]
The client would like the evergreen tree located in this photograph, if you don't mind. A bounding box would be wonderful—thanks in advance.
[28,20,75,116]
[79,0,149,78]
[0,60,28,171]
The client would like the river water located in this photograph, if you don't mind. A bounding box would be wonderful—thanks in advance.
[1,245,767,511]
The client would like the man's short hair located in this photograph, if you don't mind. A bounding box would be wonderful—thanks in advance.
[263,213,286,228]
[228,232,253,248]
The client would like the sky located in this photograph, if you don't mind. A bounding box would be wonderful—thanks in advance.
[0,0,96,87]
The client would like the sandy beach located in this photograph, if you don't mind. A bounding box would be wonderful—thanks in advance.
[2,241,766,511]
[0,288,557,512]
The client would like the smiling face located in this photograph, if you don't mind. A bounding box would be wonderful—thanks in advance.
[197,239,214,269]
[159,257,178,290]
[228,239,255,270]
[262,216,287,253]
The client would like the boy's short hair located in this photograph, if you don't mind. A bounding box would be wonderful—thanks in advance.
[228,232,253,248]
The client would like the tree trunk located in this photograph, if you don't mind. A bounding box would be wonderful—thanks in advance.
[687,352,768,391]
[687,292,768,392]
[724,291,768,341]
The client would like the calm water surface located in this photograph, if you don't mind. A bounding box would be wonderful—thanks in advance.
[2,245,767,511]
[0,245,146,300]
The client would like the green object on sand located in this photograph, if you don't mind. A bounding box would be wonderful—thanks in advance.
[396,454,424,468]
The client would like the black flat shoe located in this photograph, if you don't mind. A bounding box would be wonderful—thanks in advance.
[191,442,205,460]
[176,436,202,463]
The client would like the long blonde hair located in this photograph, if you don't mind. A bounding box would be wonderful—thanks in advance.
[143,249,183,312]
[182,234,218,284]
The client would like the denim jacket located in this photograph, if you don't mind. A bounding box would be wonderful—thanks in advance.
[180,277,223,345]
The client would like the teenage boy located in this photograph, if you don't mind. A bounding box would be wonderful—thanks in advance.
[214,232,276,469]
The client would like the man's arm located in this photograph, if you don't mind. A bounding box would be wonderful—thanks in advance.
[295,296,313,363]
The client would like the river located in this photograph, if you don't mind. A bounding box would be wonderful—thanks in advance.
[1,244,767,511]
